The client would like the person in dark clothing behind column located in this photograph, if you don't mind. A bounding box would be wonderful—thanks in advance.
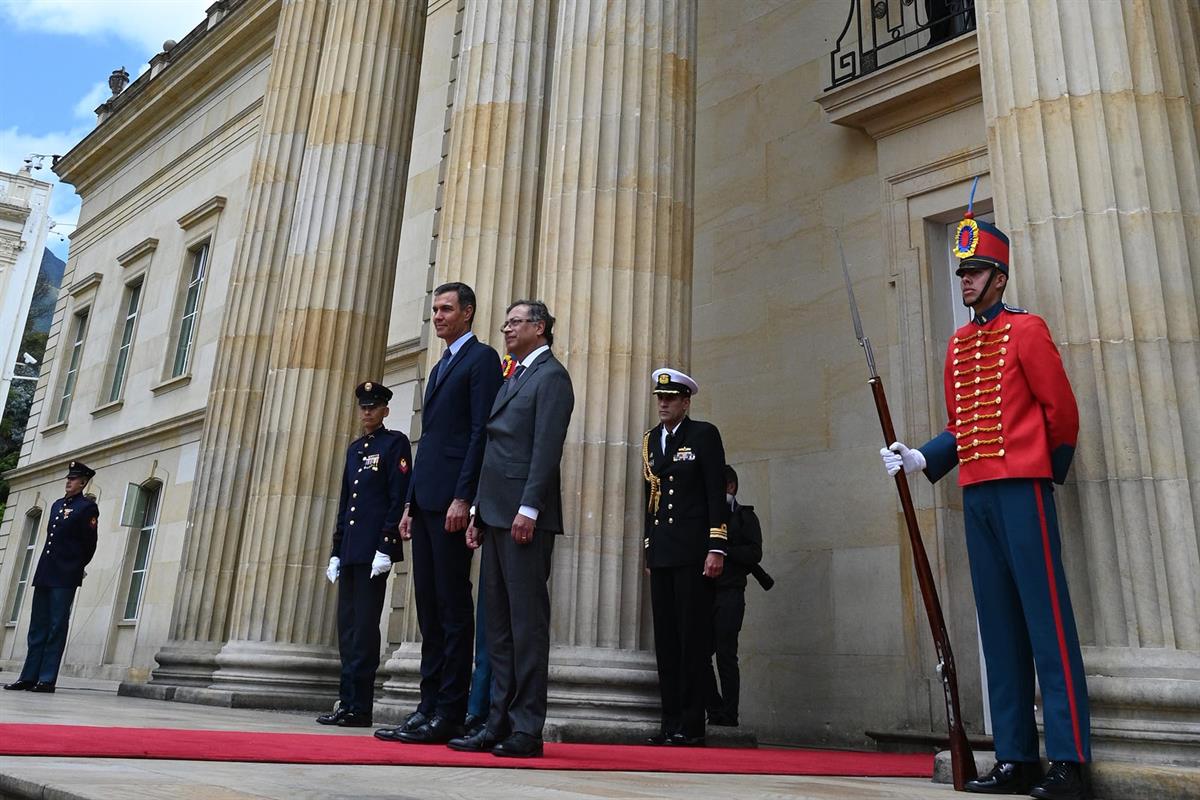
[317,381,411,728]
[703,464,766,728]
[4,461,99,693]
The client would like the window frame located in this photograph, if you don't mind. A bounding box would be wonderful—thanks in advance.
[120,481,162,622]
[56,306,91,423]
[6,509,43,625]
[168,241,209,380]
[105,276,146,404]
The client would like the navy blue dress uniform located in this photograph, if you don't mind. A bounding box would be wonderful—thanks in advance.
[703,482,763,727]
[6,461,99,692]
[642,368,728,745]
[403,334,501,733]
[326,381,411,725]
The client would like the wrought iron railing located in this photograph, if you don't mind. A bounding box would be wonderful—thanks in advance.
[827,0,976,89]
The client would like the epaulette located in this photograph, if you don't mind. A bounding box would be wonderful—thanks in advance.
[1003,304,1028,314]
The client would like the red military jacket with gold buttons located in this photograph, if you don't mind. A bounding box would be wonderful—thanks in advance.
[920,304,1079,487]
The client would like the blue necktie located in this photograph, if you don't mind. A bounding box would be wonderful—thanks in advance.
[434,349,452,388]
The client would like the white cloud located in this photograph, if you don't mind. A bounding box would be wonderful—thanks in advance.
[0,0,211,56]
[73,82,110,120]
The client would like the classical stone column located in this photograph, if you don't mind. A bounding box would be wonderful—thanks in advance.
[379,0,552,709]
[148,0,331,691]
[209,0,427,701]
[536,0,697,719]
[977,0,1200,760]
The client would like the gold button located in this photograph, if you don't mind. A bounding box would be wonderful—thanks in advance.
[654,520,659,526]
[975,352,982,360]
[354,480,359,485]
[998,448,1006,456]
[364,443,369,448]
[668,489,674,495]
[669,476,675,482]
[955,382,961,389]
[669,517,674,524]
[352,493,357,498]
[668,504,673,510]
[350,520,356,526]
[350,507,356,512]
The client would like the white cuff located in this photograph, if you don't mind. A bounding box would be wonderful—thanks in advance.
[518,504,540,521]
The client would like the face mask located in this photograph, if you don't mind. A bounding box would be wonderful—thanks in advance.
[726,493,735,505]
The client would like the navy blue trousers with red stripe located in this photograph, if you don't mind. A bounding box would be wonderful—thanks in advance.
[963,478,1090,763]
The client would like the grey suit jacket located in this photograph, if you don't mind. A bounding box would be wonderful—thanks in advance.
[475,349,575,532]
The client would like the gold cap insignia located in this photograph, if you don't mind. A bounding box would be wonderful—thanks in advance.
[657,374,670,385]
[365,382,373,390]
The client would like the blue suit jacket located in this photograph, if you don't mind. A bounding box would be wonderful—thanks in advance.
[33,493,99,588]
[408,334,502,512]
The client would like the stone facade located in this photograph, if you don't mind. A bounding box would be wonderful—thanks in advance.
[1,0,1198,778]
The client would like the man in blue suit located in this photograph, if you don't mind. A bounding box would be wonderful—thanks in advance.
[317,381,411,728]
[375,282,502,745]
[5,461,99,693]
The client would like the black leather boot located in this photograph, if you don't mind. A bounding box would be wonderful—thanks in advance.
[964,760,1043,794]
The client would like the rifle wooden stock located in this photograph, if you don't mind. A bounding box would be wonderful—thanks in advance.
[869,376,976,791]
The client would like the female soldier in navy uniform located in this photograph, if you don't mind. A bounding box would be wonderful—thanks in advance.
[4,461,99,693]
[642,368,728,747]
[318,381,411,728]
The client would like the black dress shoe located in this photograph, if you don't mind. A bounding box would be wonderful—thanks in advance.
[30,682,56,693]
[664,732,705,747]
[1031,761,1090,800]
[491,731,544,758]
[447,726,504,752]
[336,710,372,727]
[964,760,1043,794]
[3,680,35,691]
[316,706,350,725]
[374,710,430,741]
[395,715,464,744]
[463,713,486,736]
[645,732,669,746]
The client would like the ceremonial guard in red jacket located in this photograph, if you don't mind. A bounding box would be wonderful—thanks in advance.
[882,205,1091,800]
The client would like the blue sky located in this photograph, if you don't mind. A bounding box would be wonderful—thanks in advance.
[0,0,210,259]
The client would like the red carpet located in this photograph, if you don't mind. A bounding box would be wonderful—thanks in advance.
[0,723,931,777]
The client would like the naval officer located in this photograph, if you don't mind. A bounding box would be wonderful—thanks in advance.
[4,460,100,693]
[642,368,728,747]
[318,381,412,728]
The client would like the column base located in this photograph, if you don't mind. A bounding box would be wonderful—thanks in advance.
[130,640,344,712]
[378,644,663,735]
[145,639,224,689]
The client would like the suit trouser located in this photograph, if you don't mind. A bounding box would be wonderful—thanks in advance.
[19,586,77,684]
[336,564,388,715]
[650,564,715,739]
[964,478,1090,763]
[410,505,475,718]
[482,523,555,737]
[703,585,746,721]
[467,586,492,718]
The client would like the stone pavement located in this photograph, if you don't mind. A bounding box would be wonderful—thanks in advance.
[0,674,958,800]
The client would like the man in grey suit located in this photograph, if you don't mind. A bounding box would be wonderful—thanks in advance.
[449,300,574,759]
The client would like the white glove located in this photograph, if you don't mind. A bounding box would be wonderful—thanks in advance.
[880,441,926,476]
[369,550,393,578]
[326,556,340,584]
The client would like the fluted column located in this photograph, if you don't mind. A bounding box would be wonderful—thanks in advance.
[536,0,696,717]
[977,0,1200,757]
[149,0,331,690]
[210,0,427,698]
[380,0,551,706]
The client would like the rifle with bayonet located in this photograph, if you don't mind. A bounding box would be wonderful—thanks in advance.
[839,237,976,791]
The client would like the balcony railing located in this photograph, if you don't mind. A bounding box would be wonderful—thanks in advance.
[827,0,976,89]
